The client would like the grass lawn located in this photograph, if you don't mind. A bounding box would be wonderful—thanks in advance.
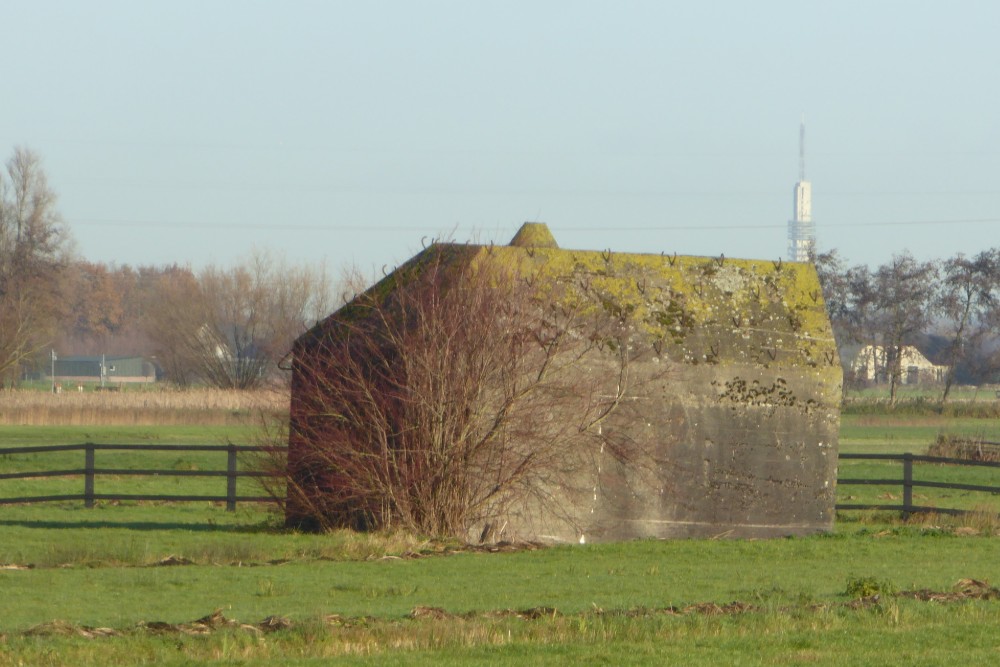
[1,412,999,664]
[3,601,999,666]
[839,413,1000,453]
[0,425,271,506]
[2,523,998,627]
[838,412,1000,515]
[0,514,998,665]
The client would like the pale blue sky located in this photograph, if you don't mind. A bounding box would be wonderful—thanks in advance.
[3,1,998,273]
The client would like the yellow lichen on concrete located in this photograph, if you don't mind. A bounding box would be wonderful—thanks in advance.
[326,232,833,375]
[473,244,834,370]
[509,222,559,248]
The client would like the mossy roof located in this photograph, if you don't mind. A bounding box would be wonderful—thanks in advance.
[301,223,838,371]
[509,222,559,248]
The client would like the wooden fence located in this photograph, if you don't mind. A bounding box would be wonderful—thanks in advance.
[836,452,1000,516]
[0,443,286,511]
[2,445,998,517]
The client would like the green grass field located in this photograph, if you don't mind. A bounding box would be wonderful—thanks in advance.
[1,512,998,665]
[840,413,1000,453]
[1,411,999,665]
[837,412,1000,515]
[0,425,269,506]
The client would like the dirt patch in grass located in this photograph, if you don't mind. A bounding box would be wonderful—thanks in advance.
[6,579,998,643]
[900,578,1000,602]
[18,608,291,640]
[360,540,546,562]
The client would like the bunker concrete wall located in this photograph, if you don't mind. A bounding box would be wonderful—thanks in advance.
[290,241,842,543]
[472,248,841,543]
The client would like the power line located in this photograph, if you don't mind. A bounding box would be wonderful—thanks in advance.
[69,217,1000,233]
[562,218,1000,232]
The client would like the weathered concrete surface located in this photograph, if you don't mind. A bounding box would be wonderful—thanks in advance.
[289,224,841,542]
[482,238,841,542]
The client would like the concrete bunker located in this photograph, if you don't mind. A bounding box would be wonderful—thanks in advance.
[287,224,841,542]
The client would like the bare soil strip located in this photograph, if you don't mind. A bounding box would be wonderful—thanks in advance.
[6,579,997,641]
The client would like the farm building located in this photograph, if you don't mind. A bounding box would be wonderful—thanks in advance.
[845,344,947,385]
[286,224,842,543]
[47,355,157,386]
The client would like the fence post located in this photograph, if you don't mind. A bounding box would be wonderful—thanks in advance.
[226,445,238,511]
[84,444,95,509]
[902,453,913,519]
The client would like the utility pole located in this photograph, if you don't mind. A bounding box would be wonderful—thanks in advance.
[50,349,57,393]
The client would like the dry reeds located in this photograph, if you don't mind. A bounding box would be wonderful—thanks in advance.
[0,388,289,426]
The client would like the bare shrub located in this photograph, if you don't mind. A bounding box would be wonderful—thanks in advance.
[144,251,333,389]
[927,435,1000,462]
[285,248,657,539]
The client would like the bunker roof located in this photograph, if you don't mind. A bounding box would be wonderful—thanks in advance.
[299,222,837,373]
[509,222,559,248]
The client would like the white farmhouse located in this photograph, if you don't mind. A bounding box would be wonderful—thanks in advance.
[847,344,947,385]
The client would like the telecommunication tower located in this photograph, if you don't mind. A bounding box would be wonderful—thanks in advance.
[787,119,815,261]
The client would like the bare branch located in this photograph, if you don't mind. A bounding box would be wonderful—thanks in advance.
[285,249,668,539]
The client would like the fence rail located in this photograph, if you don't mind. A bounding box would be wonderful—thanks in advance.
[836,452,1000,516]
[0,443,287,511]
[2,445,997,517]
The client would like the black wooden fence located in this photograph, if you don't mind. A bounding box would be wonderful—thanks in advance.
[836,452,1000,516]
[0,443,286,511]
[2,445,998,517]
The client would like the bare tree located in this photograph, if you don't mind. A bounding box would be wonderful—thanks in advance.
[55,261,164,357]
[61,261,126,344]
[813,249,851,329]
[864,253,939,403]
[142,265,203,385]
[284,250,653,539]
[0,147,69,382]
[937,250,1000,402]
[145,251,333,388]
[814,250,879,390]
[813,249,858,356]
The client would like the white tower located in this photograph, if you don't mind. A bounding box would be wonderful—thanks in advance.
[787,119,815,261]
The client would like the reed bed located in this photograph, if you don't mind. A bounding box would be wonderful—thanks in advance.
[0,388,289,426]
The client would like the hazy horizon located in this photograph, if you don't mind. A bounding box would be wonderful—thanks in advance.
[3,1,997,274]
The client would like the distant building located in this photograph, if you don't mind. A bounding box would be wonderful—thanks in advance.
[846,345,947,385]
[46,356,157,385]
[787,119,815,262]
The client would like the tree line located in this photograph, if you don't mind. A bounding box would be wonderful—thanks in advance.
[4,145,1000,395]
[53,255,334,389]
[0,146,333,389]
[815,248,1000,403]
